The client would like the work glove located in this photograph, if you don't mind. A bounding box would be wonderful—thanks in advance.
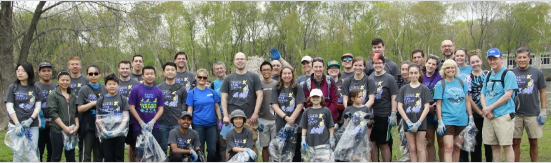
[343,112,352,120]
[388,112,397,127]
[218,119,223,130]
[190,149,198,162]
[145,119,155,132]
[405,119,414,129]
[469,116,475,128]
[330,136,335,148]
[538,110,547,125]
[409,121,421,133]
[15,124,25,137]
[21,118,33,128]
[244,148,257,161]
[301,136,308,150]
[103,130,112,139]
[39,111,46,129]
[269,48,281,60]
[139,121,147,130]
[258,123,264,132]
[437,120,446,136]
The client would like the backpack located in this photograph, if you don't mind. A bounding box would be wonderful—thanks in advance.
[306,75,332,99]
[440,77,464,97]
[485,69,520,110]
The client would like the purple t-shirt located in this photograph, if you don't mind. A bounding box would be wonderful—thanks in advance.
[128,84,165,130]
[423,72,443,99]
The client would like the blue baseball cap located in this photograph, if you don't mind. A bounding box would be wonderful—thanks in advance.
[487,48,502,58]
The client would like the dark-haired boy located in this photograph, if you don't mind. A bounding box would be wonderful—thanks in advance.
[158,62,188,154]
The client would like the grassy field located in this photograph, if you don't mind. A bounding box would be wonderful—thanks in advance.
[1,120,550,162]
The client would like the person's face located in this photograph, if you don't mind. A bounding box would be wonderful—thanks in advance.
[408,67,420,83]
[87,67,100,83]
[310,96,322,105]
[401,64,409,79]
[441,40,455,56]
[282,68,293,84]
[58,75,71,90]
[412,52,424,66]
[38,67,52,82]
[196,72,208,85]
[105,80,119,95]
[341,57,353,68]
[232,117,244,128]
[455,50,466,64]
[353,60,365,75]
[234,53,247,70]
[179,116,191,129]
[352,93,363,104]
[372,43,385,54]
[214,64,226,77]
[132,57,144,71]
[162,65,177,80]
[118,63,131,78]
[444,66,456,78]
[271,60,282,76]
[373,60,385,72]
[142,69,156,85]
[175,54,187,69]
[312,61,324,77]
[302,61,312,73]
[469,56,483,71]
[261,64,272,80]
[487,56,502,70]
[327,66,340,77]
[16,66,28,82]
[515,52,530,69]
[68,60,81,74]
[425,59,438,73]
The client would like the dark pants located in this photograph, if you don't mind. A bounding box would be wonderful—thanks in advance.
[168,153,193,162]
[293,130,302,162]
[102,136,126,162]
[80,131,103,162]
[192,124,218,162]
[39,127,52,162]
[459,116,493,162]
[214,128,227,162]
[50,131,76,162]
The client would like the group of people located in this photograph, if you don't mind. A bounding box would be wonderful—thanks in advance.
[4,37,547,162]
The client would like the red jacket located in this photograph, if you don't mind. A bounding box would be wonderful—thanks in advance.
[303,74,339,120]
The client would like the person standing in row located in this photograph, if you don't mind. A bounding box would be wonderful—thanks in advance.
[268,48,292,81]
[36,62,57,162]
[173,52,196,92]
[116,60,141,162]
[364,38,401,78]
[211,61,229,161]
[297,56,313,86]
[67,56,89,97]
[302,57,339,123]
[130,55,145,83]
[326,60,344,122]
[423,54,444,162]
[340,53,355,80]
[258,61,278,162]
[341,57,376,109]
[300,89,335,151]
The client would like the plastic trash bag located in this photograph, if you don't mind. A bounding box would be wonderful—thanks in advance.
[4,124,40,162]
[95,111,129,142]
[62,124,79,151]
[228,149,257,162]
[397,120,411,162]
[268,123,298,162]
[302,144,334,162]
[334,111,372,162]
[334,122,347,145]
[136,131,167,162]
[455,124,478,152]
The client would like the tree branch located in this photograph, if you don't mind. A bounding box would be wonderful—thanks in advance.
[30,26,115,43]
[41,1,65,14]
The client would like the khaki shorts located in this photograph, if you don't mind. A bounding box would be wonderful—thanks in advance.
[482,113,515,145]
[513,115,543,139]
[244,121,259,142]
[257,118,276,147]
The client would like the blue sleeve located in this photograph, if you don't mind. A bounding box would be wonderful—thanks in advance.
[433,81,443,100]
[213,89,221,103]
[504,71,518,91]
[463,79,469,95]
[481,77,487,95]
[186,89,194,107]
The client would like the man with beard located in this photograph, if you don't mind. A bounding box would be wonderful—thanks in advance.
[68,56,89,96]
[36,62,58,162]
[439,40,456,69]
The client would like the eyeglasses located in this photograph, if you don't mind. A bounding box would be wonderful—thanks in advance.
[342,58,353,62]
[261,69,272,72]
[313,57,324,62]
[88,72,100,76]
[197,76,208,80]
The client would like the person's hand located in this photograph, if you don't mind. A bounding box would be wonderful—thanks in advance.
[469,116,475,127]
[223,116,230,125]
[486,112,495,120]
[145,119,156,132]
[248,113,259,125]
[103,130,112,139]
[62,125,72,135]
[15,124,25,137]
[71,125,79,136]
[190,149,198,162]
[301,136,308,150]
[330,136,335,148]
[405,119,414,130]
[482,106,492,116]
[21,118,33,128]
[538,110,547,125]
[218,119,223,130]
[269,48,281,60]
[139,121,147,130]
[244,148,257,161]
[285,116,295,125]
[410,121,421,133]
[437,120,446,136]
[388,112,397,127]
[258,123,265,132]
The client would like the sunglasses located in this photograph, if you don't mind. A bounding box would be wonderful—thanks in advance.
[197,76,208,80]
[313,57,324,62]
[342,58,353,62]
[88,72,100,76]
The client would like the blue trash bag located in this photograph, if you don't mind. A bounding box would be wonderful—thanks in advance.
[334,111,372,162]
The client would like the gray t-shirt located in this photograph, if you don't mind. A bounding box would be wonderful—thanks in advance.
[512,66,547,116]
[168,128,200,150]
[340,71,355,81]
[271,84,307,132]
[35,82,58,118]
[300,107,334,147]
[226,128,254,158]
[364,58,401,78]
[296,75,310,86]
[174,71,196,93]
[130,73,143,83]
[370,73,399,117]
[221,71,263,118]
[77,84,107,132]
[70,75,89,97]
[118,78,141,98]
[260,80,278,120]
[96,94,130,115]
[157,82,188,125]
[396,84,433,123]
[341,75,377,104]
[342,105,371,122]
[4,83,43,127]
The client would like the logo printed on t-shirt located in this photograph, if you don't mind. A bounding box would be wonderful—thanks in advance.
[230,80,249,99]
[404,93,422,113]
[15,91,35,111]
[139,94,158,113]
[307,113,326,134]
[376,81,384,99]
[446,87,465,104]
[177,138,191,149]
[517,75,534,94]
[278,93,295,113]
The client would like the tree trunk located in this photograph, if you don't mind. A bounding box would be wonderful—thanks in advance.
[18,1,46,64]
[0,1,14,130]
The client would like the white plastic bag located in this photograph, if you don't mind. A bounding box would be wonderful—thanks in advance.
[397,120,411,162]
[4,124,39,162]
[334,111,371,162]
[268,123,298,162]
[228,149,257,162]
[62,125,78,151]
[455,124,478,152]
[95,111,129,142]
[302,144,334,162]
[136,131,167,162]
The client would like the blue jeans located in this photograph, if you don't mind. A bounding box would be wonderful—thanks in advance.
[159,124,179,155]
[192,124,217,162]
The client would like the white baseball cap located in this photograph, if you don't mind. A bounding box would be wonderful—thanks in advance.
[301,56,313,63]
[310,89,324,97]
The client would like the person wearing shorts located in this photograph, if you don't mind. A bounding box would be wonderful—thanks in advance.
[258,61,278,162]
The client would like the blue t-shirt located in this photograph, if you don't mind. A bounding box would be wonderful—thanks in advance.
[186,87,220,126]
[212,78,224,117]
[481,67,518,117]
[459,66,473,81]
[434,78,469,126]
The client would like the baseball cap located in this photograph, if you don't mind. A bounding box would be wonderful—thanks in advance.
[301,56,313,63]
[341,53,353,59]
[38,62,52,70]
[372,53,384,62]
[487,48,502,58]
[327,60,340,69]
[310,89,324,97]
[180,111,192,119]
